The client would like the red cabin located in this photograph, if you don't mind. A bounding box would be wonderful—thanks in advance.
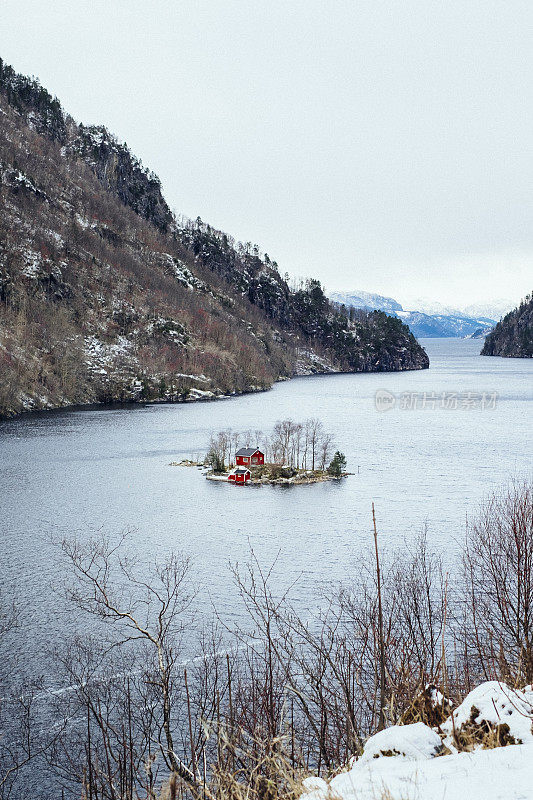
[228,468,251,484]
[235,447,264,467]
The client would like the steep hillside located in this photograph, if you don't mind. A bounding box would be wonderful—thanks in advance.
[481,294,533,357]
[0,59,428,418]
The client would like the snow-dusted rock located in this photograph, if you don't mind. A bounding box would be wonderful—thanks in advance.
[300,776,329,800]
[441,681,533,749]
[359,721,443,763]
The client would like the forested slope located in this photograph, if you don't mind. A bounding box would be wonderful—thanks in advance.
[0,58,428,418]
[481,294,532,358]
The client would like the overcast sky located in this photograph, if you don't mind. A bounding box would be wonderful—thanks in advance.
[2,0,532,308]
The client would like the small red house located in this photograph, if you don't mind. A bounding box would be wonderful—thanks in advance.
[228,467,251,484]
[235,447,264,467]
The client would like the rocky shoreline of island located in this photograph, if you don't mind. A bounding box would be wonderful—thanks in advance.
[171,459,349,486]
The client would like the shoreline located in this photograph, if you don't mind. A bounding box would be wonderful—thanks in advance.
[169,460,350,486]
[205,472,349,486]
[0,384,270,422]
[0,359,431,422]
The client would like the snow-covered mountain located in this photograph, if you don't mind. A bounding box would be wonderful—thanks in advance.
[329,290,404,315]
[463,299,517,321]
[410,298,516,321]
[329,290,500,338]
[407,298,465,316]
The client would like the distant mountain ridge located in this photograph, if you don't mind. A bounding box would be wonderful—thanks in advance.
[481,294,533,358]
[331,290,404,315]
[0,58,429,418]
[329,290,502,338]
[406,298,515,321]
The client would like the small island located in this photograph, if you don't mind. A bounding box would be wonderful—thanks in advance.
[171,418,349,485]
[203,418,348,486]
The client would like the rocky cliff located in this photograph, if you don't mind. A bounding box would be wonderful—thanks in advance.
[481,294,533,358]
[0,58,428,418]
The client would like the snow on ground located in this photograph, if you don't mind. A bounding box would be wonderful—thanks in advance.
[83,334,134,375]
[161,254,205,291]
[20,249,42,277]
[174,372,210,383]
[187,388,216,400]
[301,742,533,800]
[301,682,533,800]
[294,350,338,375]
[75,212,92,229]
[10,168,38,193]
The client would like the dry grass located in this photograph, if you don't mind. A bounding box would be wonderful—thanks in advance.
[400,685,452,728]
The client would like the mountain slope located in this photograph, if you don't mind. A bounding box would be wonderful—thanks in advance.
[330,290,498,338]
[463,300,516,320]
[0,59,428,418]
[481,294,533,357]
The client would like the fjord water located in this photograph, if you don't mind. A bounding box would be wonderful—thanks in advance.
[1,338,532,673]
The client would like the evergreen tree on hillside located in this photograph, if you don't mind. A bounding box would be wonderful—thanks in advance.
[482,293,533,358]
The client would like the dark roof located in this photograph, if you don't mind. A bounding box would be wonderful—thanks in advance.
[233,468,251,475]
[235,447,262,457]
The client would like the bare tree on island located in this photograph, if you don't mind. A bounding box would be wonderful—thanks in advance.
[206,417,340,474]
[206,430,232,473]
[305,418,323,471]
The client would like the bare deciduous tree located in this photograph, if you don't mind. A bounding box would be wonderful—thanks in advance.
[11,481,529,799]
[60,534,206,795]
[305,418,323,472]
[459,481,533,684]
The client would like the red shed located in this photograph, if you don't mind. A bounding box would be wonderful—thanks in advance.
[235,447,264,467]
[228,467,251,484]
